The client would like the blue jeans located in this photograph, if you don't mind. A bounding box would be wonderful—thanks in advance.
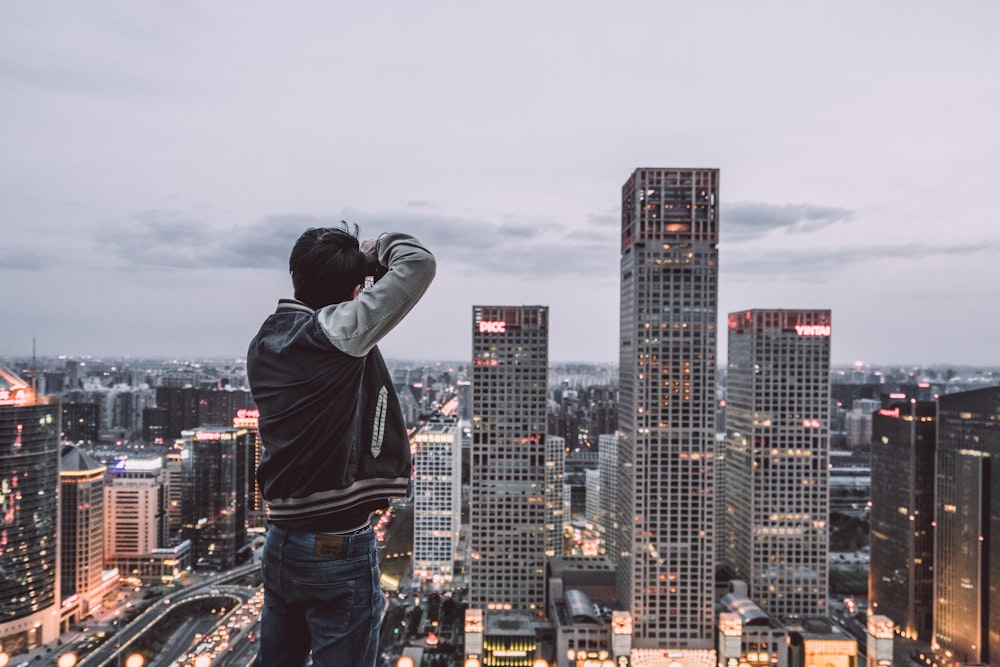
[255,523,383,667]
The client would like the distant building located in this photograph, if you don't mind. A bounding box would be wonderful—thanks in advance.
[0,366,62,655]
[869,400,935,641]
[596,433,619,558]
[545,556,632,667]
[716,581,861,667]
[62,401,100,444]
[60,445,107,612]
[181,426,249,569]
[545,435,566,558]
[785,617,857,667]
[722,309,831,618]
[933,386,1000,665]
[412,417,462,586]
[164,451,185,540]
[469,305,549,615]
[105,456,168,558]
[717,581,790,667]
[154,386,254,440]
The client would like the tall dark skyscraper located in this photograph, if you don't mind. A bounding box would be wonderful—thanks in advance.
[181,425,249,569]
[617,168,719,652]
[934,387,1000,665]
[469,305,549,615]
[0,367,61,653]
[869,399,936,642]
[722,309,831,618]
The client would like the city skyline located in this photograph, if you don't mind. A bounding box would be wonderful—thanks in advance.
[2,4,999,366]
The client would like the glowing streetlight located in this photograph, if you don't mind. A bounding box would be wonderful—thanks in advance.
[0,652,10,667]
[532,660,549,667]
[125,654,145,667]
[397,657,415,667]
[194,656,211,667]
[57,653,78,667]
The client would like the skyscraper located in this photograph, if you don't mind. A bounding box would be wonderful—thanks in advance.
[0,366,61,654]
[617,168,719,651]
[181,426,249,570]
[869,399,936,641]
[60,445,106,609]
[934,386,1000,665]
[469,305,549,614]
[544,434,565,558]
[722,309,831,618]
[412,416,462,586]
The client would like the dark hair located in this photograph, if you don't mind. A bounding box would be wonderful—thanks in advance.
[289,224,368,309]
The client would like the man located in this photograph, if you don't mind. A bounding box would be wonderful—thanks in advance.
[247,226,435,666]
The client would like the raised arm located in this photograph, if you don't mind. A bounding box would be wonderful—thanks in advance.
[316,233,436,357]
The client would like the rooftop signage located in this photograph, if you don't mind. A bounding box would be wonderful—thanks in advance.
[478,320,506,333]
[795,324,831,336]
[0,388,32,407]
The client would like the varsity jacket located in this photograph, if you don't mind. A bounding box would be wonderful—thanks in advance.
[246,233,436,532]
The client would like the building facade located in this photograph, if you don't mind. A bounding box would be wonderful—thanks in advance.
[60,445,107,611]
[412,416,462,586]
[181,426,249,570]
[616,167,719,651]
[105,457,168,562]
[934,387,1000,666]
[545,434,566,558]
[722,309,831,618]
[0,367,62,657]
[469,305,549,615]
[868,400,935,641]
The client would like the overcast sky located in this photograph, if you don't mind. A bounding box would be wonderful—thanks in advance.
[2,2,998,366]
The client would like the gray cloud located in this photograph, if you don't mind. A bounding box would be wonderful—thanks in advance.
[723,202,854,241]
[90,208,617,281]
[351,210,615,280]
[725,241,999,281]
[0,247,55,271]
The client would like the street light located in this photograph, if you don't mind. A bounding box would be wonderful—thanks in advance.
[0,652,10,667]
[125,654,145,667]
[56,653,78,667]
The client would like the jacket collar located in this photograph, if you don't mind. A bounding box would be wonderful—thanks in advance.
[275,298,314,314]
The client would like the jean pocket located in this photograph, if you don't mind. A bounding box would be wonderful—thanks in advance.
[294,576,357,637]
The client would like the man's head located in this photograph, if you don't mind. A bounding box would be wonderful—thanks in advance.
[289,226,368,309]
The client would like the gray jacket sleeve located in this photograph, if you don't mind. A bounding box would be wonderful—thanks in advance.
[315,233,436,357]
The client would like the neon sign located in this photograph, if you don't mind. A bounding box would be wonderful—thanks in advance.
[0,388,31,406]
[478,320,506,333]
[878,408,900,418]
[802,419,820,428]
[233,408,260,429]
[794,324,831,336]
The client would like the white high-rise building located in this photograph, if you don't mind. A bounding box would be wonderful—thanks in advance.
[545,434,565,558]
[617,168,720,653]
[469,305,549,614]
[412,417,462,586]
[596,433,619,557]
[722,309,831,618]
[105,457,168,559]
